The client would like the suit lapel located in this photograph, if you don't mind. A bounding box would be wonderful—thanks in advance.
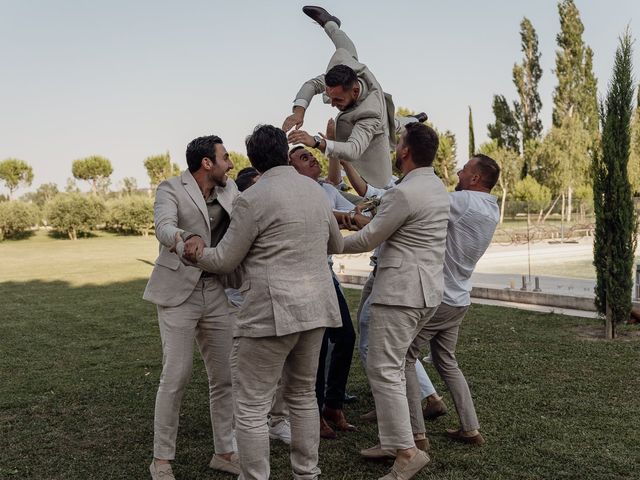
[181,171,210,230]
[215,179,239,215]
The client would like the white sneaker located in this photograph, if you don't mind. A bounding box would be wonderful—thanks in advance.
[268,419,291,445]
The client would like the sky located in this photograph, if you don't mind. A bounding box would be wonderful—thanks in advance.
[1,0,639,196]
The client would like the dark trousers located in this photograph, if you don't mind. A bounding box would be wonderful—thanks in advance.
[316,274,356,411]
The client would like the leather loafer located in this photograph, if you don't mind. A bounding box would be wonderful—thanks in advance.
[209,453,241,475]
[302,6,341,28]
[149,461,175,480]
[378,450,430,480]
[360,444,396,460]
[320,416,337,439]
[422,396,447,420]
[414,437,430,452]
[322,406,358,432]
[410,112,428,123]
[446,428,486,445]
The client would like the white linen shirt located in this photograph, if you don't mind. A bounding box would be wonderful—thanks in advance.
[443,190,499,306]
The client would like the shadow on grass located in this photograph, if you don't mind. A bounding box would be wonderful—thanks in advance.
[1,230,36,241]
[47,230,99,240]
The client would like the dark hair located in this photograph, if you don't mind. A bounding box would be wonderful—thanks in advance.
[235,167,260,192]
[245,125,289,172]
[288,145,306,161]
[471,154,501,190]
[325,64,358,89]
[403,123,439,167]
[186,135,222,173]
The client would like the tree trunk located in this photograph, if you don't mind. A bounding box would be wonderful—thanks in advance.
[542,195,561,223]
[605,302,615,339]
[567,185,573,223]
[500,188,507,224]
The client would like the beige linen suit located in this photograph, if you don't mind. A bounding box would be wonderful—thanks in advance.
[186,165,343,480]
[342,166,449,450]
[143,170,238,460]
[294,23,395,188]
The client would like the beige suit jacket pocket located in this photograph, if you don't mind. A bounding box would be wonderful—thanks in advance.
[155,252,181,271]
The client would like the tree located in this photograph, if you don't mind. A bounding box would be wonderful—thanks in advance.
[529,116,592,222]
[21,182,59,207]
[143,152,180,190]
[513,17,543,176]
[434,130,458,189]
[106,196,154,236]
[480,140,523,223]
[0,158,34,199]
[228,151,252,179]
[468,107,475,158]
[592,31,637,339]
[552,0,598,136]
[487,95,520,154]
[45,193,106,240]
[512,175,551,221]
[0,201,39,241]
[72,156,113,193]
[65,177,80,193]
[629,87,640,194]
[120,177,138,196]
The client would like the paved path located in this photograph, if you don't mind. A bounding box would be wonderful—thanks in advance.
[332,236,598,298]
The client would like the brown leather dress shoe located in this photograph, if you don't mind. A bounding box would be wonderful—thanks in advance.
[414,437,430,452]
[446,428,486,445]
[322,406,358,432]
[302,6,341,28]
[320,416,337,439]
[422,396,448,420]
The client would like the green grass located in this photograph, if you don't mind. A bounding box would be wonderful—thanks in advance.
[1,232,639,479]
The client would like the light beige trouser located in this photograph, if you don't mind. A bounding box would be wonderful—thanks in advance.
[231,328,325,480]
[153,277,235,459]
[367,303,438,450]
[406,303,479,433]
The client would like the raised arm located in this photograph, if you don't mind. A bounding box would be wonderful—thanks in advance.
[282,74,326,131]
[340,160,367,196]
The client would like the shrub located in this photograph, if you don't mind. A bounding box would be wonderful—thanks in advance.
[106,196,154,236]
[45,193,106,240]
[0,201,40,240]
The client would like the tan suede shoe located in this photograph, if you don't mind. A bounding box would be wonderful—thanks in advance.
[360,443,396,460]
[378,450,430,480]
[209,453,241,475]
[149,461,175,480]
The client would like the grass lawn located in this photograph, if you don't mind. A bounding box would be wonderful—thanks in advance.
[1,231,639,479]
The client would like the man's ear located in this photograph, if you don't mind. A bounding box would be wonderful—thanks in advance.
[351,82,360,98]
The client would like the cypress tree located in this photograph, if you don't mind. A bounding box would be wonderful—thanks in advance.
[593,31,637,339]
[487,95,520,154]
[513,17,543,177]
[468,106,475,158]
[552,0,598,133]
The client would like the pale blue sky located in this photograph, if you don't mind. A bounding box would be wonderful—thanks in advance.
[1,0,639,195]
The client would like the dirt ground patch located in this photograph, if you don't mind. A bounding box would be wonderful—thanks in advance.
[574,323,640,341]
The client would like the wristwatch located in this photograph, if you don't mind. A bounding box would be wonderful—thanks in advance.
[313,135,322,149]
